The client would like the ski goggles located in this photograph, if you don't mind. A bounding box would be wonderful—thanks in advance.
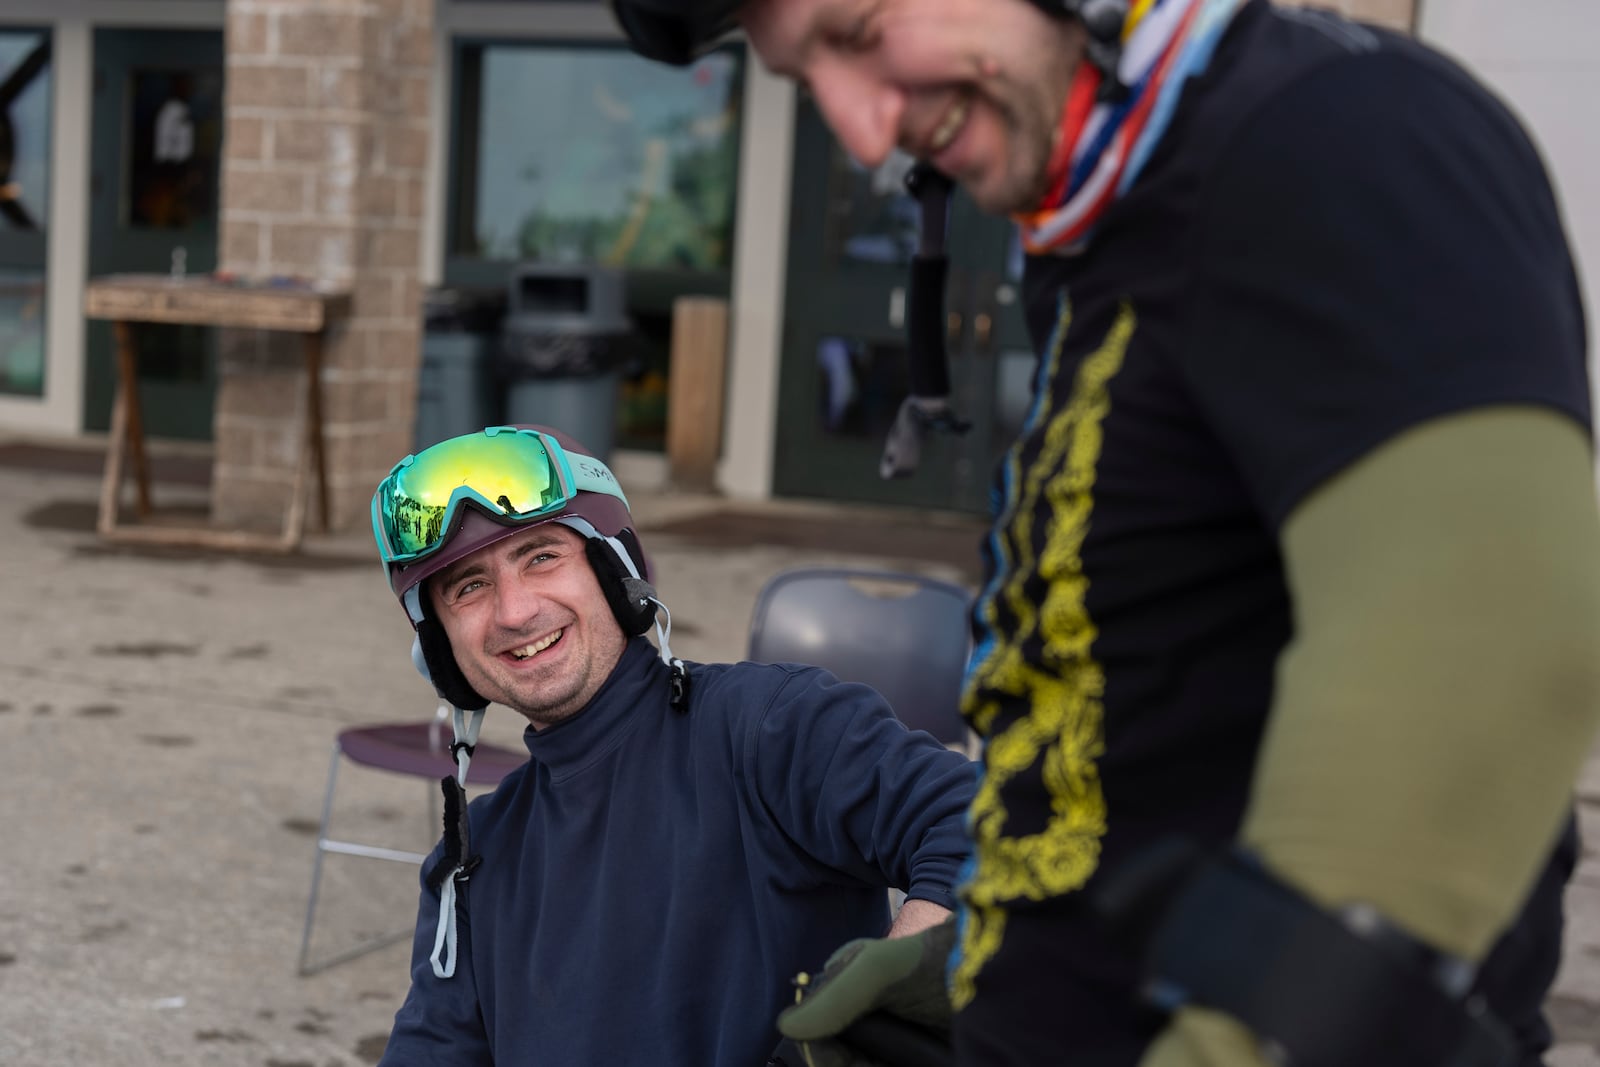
[371,426,629,566]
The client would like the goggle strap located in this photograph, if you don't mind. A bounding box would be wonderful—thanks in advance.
[566,456,631,511]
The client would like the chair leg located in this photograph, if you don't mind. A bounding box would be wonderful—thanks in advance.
[297,741,343,976]
[297,742,432,977]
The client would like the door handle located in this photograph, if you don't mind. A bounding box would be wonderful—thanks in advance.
[974,312,993,350]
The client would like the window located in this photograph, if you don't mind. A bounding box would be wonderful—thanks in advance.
[451,41,742,274]
[446,39,745,449]
[0,29,50,398]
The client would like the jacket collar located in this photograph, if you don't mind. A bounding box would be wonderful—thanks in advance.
[521,636,666,780]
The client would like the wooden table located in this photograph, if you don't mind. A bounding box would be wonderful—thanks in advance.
[83,274,352,552]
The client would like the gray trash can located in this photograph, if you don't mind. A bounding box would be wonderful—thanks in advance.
[495,264,633,462]
[415,287,504,451]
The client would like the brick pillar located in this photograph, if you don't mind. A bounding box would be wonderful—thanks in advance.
[214,0,431,532]
[1283,0,1416,32]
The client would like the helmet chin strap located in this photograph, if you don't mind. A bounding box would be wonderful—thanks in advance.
[555,517,690,709]
[641,589,691,712]
[408,647,484,981]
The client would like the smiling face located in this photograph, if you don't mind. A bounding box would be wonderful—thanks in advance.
[428,522,628,729]
[741,0,1084,214]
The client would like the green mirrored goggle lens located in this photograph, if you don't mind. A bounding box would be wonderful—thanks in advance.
[375,431,567,561]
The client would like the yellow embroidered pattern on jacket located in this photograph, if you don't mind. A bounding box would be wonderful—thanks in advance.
[951,302,1134,1009]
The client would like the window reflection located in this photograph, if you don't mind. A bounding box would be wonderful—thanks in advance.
[0,270,43,394]
[457,44,742,271]
[0,31,49,229]
[127,67,222,231]
[0,29,49,398]
[825,145,920,267]
[815,335,910,439]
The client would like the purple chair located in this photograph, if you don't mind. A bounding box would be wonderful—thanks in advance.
[296,708,526,975]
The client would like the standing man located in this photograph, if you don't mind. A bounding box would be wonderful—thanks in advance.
[370,425,975,1065]
[610,1,1600,1065]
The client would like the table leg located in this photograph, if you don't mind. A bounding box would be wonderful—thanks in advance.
[305,331,329,532]
[112,320,153,517]
[97,348,128,537]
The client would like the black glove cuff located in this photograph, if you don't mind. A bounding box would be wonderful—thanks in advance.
[1099,842,1515,1067]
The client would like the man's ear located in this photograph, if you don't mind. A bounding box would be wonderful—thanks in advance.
[409,579,490,711]
[415,617,491,711]
[585,538,659,637]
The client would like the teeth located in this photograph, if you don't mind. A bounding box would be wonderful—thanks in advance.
[930,97,970,153]
[511,630,562,660]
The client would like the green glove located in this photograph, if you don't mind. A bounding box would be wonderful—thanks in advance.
[777,917,956,1067]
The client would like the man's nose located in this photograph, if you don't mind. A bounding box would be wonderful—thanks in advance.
[492,576,544,630]
[810,64,904,170]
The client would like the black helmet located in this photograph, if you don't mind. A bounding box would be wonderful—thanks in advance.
[610,0,1128,67]
[609,0,745,66]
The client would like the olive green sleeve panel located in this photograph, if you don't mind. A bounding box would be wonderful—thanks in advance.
[1243,405,1600,962]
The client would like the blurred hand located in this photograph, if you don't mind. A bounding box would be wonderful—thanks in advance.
[1138,1008,1271,1067]
[777,917,956,1067]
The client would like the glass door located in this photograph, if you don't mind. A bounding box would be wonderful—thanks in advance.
[0,29,51,400]
[773,98,1032,514]
[83,28,224,440]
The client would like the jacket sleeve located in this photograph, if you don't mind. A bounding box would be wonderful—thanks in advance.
[745,665,977,909]
[378,846,493,1066]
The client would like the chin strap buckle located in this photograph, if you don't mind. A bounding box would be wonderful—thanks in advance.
[668,659,691,713]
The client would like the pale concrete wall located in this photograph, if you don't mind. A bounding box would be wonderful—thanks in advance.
[1419,1,1600,414]
[1296,0,1416,31]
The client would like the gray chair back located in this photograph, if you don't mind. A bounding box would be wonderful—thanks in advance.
[747,567,972,744]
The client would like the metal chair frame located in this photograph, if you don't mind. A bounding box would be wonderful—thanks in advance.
[296,706,525,976]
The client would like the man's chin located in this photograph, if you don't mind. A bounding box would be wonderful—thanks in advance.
[517,702,582,730]
[476,678,574,728]
[959,171,1043,217]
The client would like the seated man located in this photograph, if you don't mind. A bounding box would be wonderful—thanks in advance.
[371,424,976,1066]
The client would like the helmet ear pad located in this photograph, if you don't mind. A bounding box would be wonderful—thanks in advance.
[415,612,491,711]
[586,534,659,637]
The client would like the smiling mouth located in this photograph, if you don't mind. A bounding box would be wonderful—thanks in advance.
[509,630,562,660]
[929,94,971,155]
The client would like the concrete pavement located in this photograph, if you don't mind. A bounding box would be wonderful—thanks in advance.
[1,433,1598,1066]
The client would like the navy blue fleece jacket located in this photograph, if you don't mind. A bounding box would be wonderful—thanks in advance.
[380,637,976,1066]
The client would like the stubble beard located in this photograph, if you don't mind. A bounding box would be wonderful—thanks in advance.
[506,667,591,728]
[964,86,1059,216]
[463,656,585,729]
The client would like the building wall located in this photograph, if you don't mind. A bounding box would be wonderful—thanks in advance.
[214,0,433,531]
